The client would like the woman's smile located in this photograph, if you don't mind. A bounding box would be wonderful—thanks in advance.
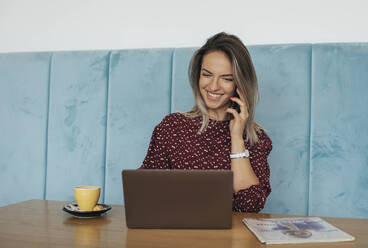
[206,90,224,101]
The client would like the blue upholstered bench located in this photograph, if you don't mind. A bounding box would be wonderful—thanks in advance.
[1,43,367,218]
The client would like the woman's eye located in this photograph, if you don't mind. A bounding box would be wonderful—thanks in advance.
[202,73,211,77]
[224,78,233,82]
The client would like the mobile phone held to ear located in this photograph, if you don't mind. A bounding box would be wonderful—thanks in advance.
[230,89,241,113]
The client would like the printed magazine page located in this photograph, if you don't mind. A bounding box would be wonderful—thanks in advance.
[243,217,355,245]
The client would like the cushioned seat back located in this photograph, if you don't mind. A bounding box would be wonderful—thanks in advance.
[1,44,367,218]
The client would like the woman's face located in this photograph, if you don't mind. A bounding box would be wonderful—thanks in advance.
[199,51,235,119]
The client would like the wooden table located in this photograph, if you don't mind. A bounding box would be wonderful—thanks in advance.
[0,200,367,247]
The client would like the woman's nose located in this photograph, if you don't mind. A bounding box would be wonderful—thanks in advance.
[208,77,220,91]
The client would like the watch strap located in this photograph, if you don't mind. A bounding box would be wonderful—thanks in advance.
[230,149,250,159]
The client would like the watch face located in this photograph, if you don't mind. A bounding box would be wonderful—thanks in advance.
[230,150,250,159]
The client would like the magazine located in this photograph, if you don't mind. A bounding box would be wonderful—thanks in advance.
[243,217,355,245]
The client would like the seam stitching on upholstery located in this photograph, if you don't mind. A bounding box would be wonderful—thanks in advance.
[44,53,53,200]
[102,51,112,204]
[170,49,175,113]
[307,45,313,216]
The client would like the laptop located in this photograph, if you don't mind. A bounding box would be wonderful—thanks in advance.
[122,169,233,229]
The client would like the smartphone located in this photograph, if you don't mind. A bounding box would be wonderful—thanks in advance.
[230,89,241,113]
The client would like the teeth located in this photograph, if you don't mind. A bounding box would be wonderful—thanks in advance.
[208,92,222,98]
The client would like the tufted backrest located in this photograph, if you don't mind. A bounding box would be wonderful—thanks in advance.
[0,44,367,218]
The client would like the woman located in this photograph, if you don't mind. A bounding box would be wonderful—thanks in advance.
[140,32,272,212]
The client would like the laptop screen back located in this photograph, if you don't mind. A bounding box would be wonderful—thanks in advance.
[122,169,233,229]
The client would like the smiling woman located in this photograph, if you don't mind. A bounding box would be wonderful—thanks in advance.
[140,32,272,213]
[186,32,261,145]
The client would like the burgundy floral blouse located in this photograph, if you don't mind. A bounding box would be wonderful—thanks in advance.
[140,113,272,212]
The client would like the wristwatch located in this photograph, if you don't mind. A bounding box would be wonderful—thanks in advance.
[230,149,250,159]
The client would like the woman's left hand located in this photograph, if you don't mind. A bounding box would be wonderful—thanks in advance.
[226,88,249,139]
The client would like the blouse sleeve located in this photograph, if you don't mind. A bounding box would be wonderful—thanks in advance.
[140,120,171,169]
[232,129,272,212]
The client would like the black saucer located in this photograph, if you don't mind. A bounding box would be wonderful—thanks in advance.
[62,203,112,218]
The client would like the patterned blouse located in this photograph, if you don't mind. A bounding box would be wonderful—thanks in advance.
[140,112,272,212]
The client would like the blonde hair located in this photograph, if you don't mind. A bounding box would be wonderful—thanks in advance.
[184,32,263,146]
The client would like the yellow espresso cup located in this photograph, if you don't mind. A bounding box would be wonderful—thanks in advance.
[74,186,101,211]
